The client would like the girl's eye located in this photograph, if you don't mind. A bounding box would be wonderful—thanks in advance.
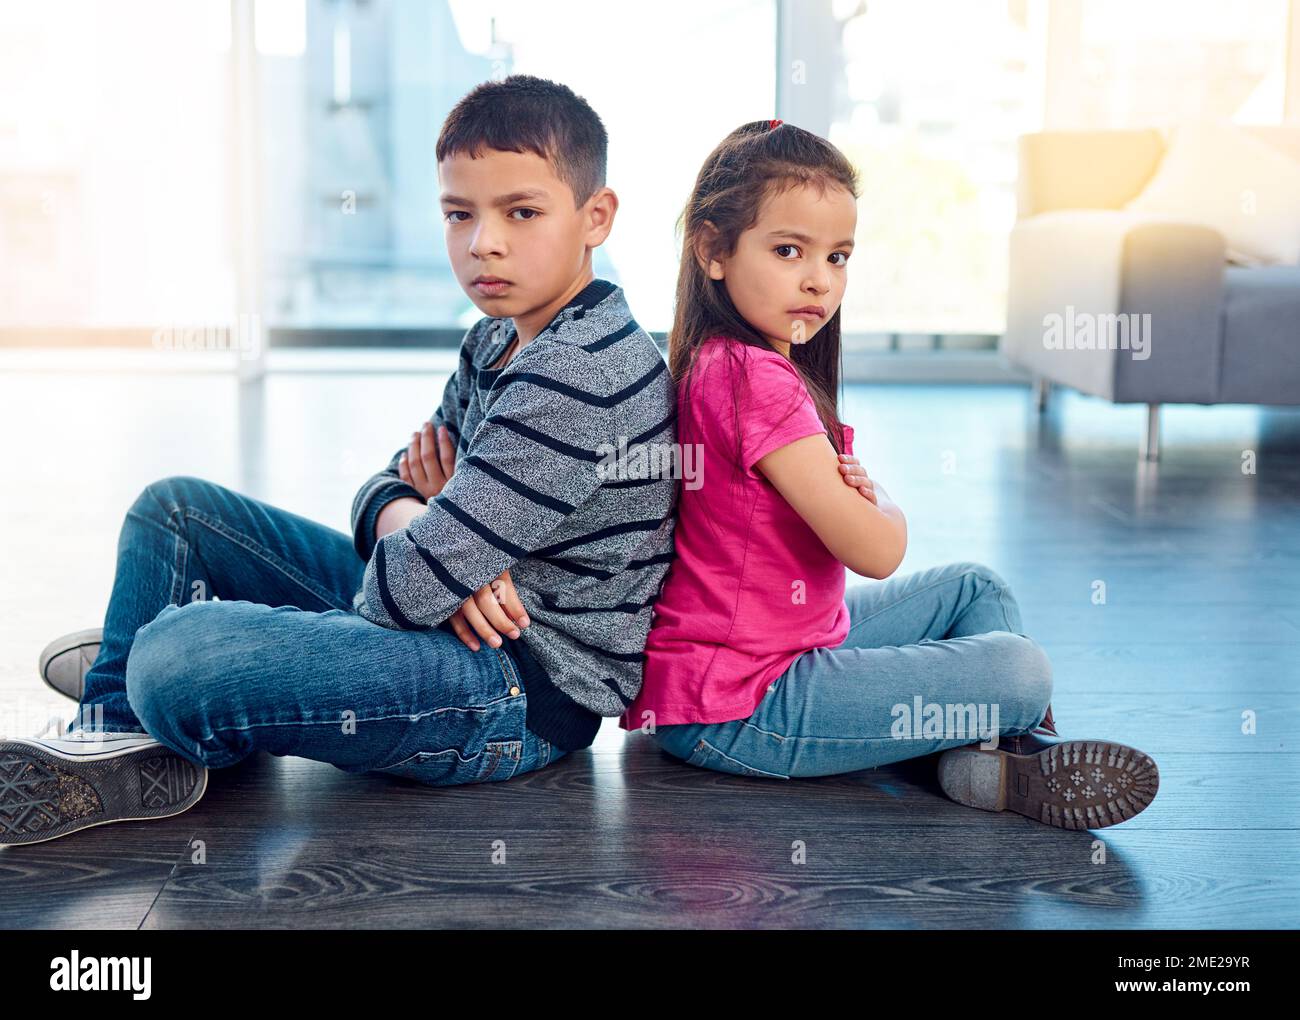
[510,208,540,221]
[444,211,469,224]
[829,252,850,266]
[775,244,800,259]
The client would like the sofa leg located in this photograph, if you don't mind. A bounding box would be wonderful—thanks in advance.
[1140,403,1161,461]
[1034,376,1051,413]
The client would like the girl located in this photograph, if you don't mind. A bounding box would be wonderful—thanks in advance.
[619,120,1159,830]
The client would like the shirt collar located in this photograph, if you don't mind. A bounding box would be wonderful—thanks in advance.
[481,277,619,367]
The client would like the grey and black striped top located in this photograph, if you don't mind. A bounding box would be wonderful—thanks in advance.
[349,278,678,750]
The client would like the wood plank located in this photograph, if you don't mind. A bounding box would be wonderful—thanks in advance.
[1,363,1297,929]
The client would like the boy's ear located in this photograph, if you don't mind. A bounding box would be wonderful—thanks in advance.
[582,186,619,248]
[694,220,725,280]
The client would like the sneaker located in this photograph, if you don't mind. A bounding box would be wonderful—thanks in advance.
[0,730,208,847]
[38,628,103,702]
[936,729,1159,830]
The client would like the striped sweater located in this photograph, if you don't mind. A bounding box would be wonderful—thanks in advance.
[349,278,678,751]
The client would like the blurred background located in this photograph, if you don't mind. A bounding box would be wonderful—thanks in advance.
[3,0,1293,362]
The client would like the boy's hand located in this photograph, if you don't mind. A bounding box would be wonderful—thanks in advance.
[398,422,457,500]
[837,453,877,504]
[447,568,532,652]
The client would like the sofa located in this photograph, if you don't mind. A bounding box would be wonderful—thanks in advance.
[1001,126,1300,459]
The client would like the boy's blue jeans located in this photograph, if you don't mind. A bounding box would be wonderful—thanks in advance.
[651,562,1054,779]
[70,475,566,785]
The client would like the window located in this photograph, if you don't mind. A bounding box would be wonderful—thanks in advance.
[259,0,776,333]
[823,0,1050,338]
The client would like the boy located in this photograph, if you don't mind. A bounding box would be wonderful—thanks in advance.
[1,75,677,845]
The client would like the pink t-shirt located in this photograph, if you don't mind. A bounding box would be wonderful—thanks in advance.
[619,336,853,730]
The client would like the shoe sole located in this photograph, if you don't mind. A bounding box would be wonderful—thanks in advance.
[38,628,103,703]
[0,738,207,846]
[937,739,1159,830]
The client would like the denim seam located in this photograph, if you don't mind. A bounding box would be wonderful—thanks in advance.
[138,490,205,607]
[171,528,189,606]
[495,647,521,690]
[952,570,1019,635]
[161,511,190,607]
[844,568,1011,641]
[734,706,997,745]
[992,581,1020,633]
[844,575,964,637]
[197,698,519,743]
[376,738,523,774]
[170,504,354,612]
[696,738,788,780]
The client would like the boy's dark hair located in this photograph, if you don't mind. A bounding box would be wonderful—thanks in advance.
[436,74,608,208]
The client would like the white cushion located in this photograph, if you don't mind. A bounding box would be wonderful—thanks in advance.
[1124,121,1300,265]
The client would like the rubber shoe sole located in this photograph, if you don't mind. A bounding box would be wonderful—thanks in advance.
[0,736,207,846]
[937,739,1159,830]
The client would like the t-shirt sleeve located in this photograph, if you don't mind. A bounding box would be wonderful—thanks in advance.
[737,352,828,474]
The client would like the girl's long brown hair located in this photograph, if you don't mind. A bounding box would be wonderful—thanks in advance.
[669,120,861,492]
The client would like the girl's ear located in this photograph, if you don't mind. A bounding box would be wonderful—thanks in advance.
[694,220,726,280]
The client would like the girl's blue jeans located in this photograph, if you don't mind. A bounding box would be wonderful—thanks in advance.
[652,562,1054,779]
[69,475,566,785]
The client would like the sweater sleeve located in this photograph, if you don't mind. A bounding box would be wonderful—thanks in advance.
[354,343,615,630]
[348,334,473,563]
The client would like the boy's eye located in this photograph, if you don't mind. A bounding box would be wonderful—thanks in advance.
[510,208,540,221]
[444,210,469,223]
[775,244,800,259]
[829,252,850,266]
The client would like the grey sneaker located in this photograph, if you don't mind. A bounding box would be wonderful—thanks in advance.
[0,730,207,846]
[38,628,103,702]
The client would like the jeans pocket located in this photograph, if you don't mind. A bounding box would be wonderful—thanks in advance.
[685,737,789,780]
[375,739,523,786]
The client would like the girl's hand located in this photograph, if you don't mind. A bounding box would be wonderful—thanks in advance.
[447,569,531,652]
[398,422,457,500]
[837,453,877,504]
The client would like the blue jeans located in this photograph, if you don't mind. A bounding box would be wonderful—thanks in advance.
[651,562,1054,779]
[70,475,566,785]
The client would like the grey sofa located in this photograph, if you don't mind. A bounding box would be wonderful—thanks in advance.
[1001,127,1300,459]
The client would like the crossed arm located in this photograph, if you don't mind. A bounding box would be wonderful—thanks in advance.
[756,434,908,579]
[354,342,900,642]
[374,420,530,651]
[351,341,617,642]
[374,413,901,633]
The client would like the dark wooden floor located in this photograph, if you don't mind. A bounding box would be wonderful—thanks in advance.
[1,352,1297,928]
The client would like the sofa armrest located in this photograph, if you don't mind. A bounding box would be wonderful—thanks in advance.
[1112,221,1227,404]
[1003,210,1226,403]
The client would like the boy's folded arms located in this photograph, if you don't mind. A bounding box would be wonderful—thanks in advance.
[355,339,617,631]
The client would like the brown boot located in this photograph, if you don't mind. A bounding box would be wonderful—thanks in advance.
[937,727,1159,830]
